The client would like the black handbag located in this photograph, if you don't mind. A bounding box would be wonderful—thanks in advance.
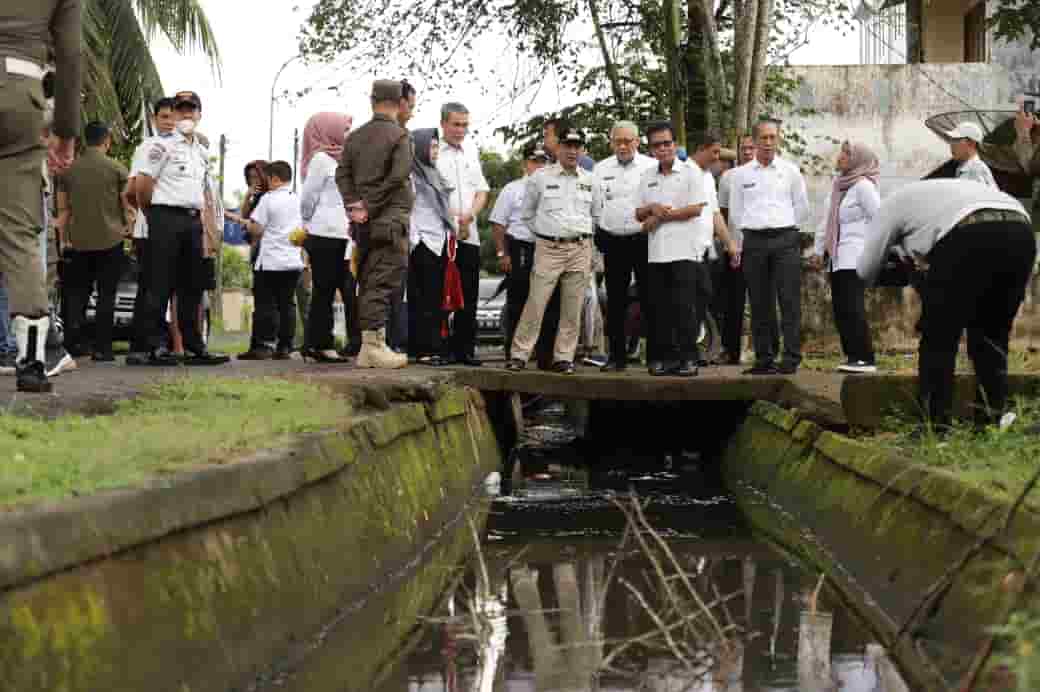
[876,251,913,288]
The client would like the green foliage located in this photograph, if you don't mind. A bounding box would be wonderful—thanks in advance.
[477,150,523,276]
[221,245,253,291]
[991,608,1040,690]
[990,0,1040,52]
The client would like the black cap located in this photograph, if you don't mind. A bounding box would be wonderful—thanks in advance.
[523,142,550,161]
[558,126,585,146]
[173,90,202,110]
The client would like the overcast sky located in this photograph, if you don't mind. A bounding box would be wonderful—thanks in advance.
[150,0,860,203]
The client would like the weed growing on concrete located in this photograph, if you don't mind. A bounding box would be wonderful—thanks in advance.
[0,377,353,506]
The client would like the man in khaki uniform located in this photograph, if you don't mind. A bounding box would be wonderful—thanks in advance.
[505,125,603,375]
[56,121,129,361]
[0,0,81,392]
[336,79,414,369]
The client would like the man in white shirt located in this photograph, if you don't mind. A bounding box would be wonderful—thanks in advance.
[945,122,997,188]
[593,120,656,372]
[715,134,757,364]
[239,161,306,359]
[437,102,490,366]
[689,131,741,367]
[858,180,1033,430]
[636,121,709,377]
[726,119,810,375]
[490,143,558,361]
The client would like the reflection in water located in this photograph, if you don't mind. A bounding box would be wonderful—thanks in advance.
[392,407,910,692]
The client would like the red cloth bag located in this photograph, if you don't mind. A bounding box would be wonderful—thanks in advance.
[442,234,465,336]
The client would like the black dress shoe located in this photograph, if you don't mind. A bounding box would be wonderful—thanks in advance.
[696,358,710,368]
[273,347,293,361]
[777,362,799,375]
[184,351,231,366]
[600,360,627,373]
[552,360,575,374]
[676,360,699,377]
[743,363,778,375]
[16,361,52,393]
[458,355,483,367]
[504,358,527,371]
[238,348,274,361]
[649,361,670,376]
[417,354,448,366]
[92,352,116,362]
[146,350,182,366]
[724,353,742,365]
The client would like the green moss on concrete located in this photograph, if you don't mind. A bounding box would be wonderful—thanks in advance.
[427,386,470,422]
[360,402,430,448]
[0,386,501,692]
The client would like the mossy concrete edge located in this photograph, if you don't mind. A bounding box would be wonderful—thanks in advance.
[0,384,501,692]
[726,400,1034,680]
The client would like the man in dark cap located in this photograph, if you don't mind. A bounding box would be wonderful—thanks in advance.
[0,0,81,392]
[505,124,603,375]
[337,79,414,369]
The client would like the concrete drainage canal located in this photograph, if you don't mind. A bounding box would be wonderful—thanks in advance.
[252,394,1030,692]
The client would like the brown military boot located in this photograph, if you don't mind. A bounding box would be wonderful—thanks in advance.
[356,328,407,369]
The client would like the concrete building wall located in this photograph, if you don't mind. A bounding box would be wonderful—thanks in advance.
[923,0,979,63]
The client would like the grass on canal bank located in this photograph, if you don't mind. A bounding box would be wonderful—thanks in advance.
[856,396,1040,510]
[802,347,1040,375]
[0,377,354,508]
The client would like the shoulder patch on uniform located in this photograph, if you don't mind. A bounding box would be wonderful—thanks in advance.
[577,183,592,192]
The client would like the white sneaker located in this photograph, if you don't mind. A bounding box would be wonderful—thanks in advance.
[837,360,878,374]
[45,347,77,378]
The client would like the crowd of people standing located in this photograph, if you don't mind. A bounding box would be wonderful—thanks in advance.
[2,0,1038,433]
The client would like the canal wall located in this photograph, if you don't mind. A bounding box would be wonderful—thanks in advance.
[721,401,1040,686]
[0,385,500,692]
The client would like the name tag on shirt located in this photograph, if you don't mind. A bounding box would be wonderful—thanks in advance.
[546,184,561,190]
[742,182,756,189]
[577,183,592,193]
[647,182,659,189]
[602,176,616,181]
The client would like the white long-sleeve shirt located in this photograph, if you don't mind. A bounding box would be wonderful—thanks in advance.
[300,151,348,240]
[726,156,810,232]
[813,179,882,272]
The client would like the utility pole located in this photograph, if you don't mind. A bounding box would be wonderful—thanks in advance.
[214,134,227,324]
[293,128,299,193]
[269,55,300,160]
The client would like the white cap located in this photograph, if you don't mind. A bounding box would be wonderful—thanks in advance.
[945,122,984,143]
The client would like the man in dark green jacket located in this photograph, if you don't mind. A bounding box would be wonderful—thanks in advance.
[0,0,81,392]
[337,79,414,369]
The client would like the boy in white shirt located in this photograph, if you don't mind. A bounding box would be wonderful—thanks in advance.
[237,161,306,359]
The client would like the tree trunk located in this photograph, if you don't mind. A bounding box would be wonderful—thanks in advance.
[663,0,687,147]
[588,0,627,116]
[731,0,760,142]
[906,0,924,63]
[687,0,726,136]
[746,0,774,131]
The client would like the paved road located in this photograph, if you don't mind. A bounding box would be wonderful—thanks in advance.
[0,351,846,421]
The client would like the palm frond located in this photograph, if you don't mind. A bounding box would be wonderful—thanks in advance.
[131,0,223,77]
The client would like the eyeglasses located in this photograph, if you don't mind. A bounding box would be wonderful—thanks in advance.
[650,140,674,148]
[613,138,637,146]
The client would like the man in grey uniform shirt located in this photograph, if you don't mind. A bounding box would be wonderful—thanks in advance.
[859,179,1034,430]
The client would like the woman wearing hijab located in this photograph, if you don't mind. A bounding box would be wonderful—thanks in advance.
[299,112,353,363]
[812,141,882,373]
[408,128,456,365]
[237,161,272,360]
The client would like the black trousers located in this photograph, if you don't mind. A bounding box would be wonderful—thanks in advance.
[129,238,159,353]
[408,242,446,357]
[600,231,648,364]
[304,235,347,351]
[506,237,560,363]
[829,269,874,364]
[139,206,205,353]
[448,241,480,359]
[647,260,702,362]
[919,220,1036,427]
[743,228,802,367]
[342,268,359,354]
[253,270,301,349]
[711,256,746,360]
[64,242,125,354]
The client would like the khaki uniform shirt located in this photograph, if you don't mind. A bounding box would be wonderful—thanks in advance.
[520,163,603,240]
[58,148,128,251]
[0,0,82,139]
[336,113,414,226]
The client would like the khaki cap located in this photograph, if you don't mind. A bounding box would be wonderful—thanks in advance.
[372,80,403,102]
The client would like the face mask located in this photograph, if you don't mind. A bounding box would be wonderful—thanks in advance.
[176,119,196,136]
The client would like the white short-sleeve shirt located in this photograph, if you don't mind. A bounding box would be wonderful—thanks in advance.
[300,151,349,240]
[639,162,708,263]
[488,177,534,242]
[137,132,210,210]
[437,139,490,247]
[249,187,306,272]
[594,153,657,236]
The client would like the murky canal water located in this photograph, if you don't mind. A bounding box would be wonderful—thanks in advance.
[260,401,918,691]
[353,401,911,692]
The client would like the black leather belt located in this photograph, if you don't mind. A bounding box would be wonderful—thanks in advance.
[745,226,797,235]
[534,233,589,244]
[151,205,201,218]
[956,208,1029,228]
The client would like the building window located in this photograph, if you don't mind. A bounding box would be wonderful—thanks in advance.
[964,2,987,62]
